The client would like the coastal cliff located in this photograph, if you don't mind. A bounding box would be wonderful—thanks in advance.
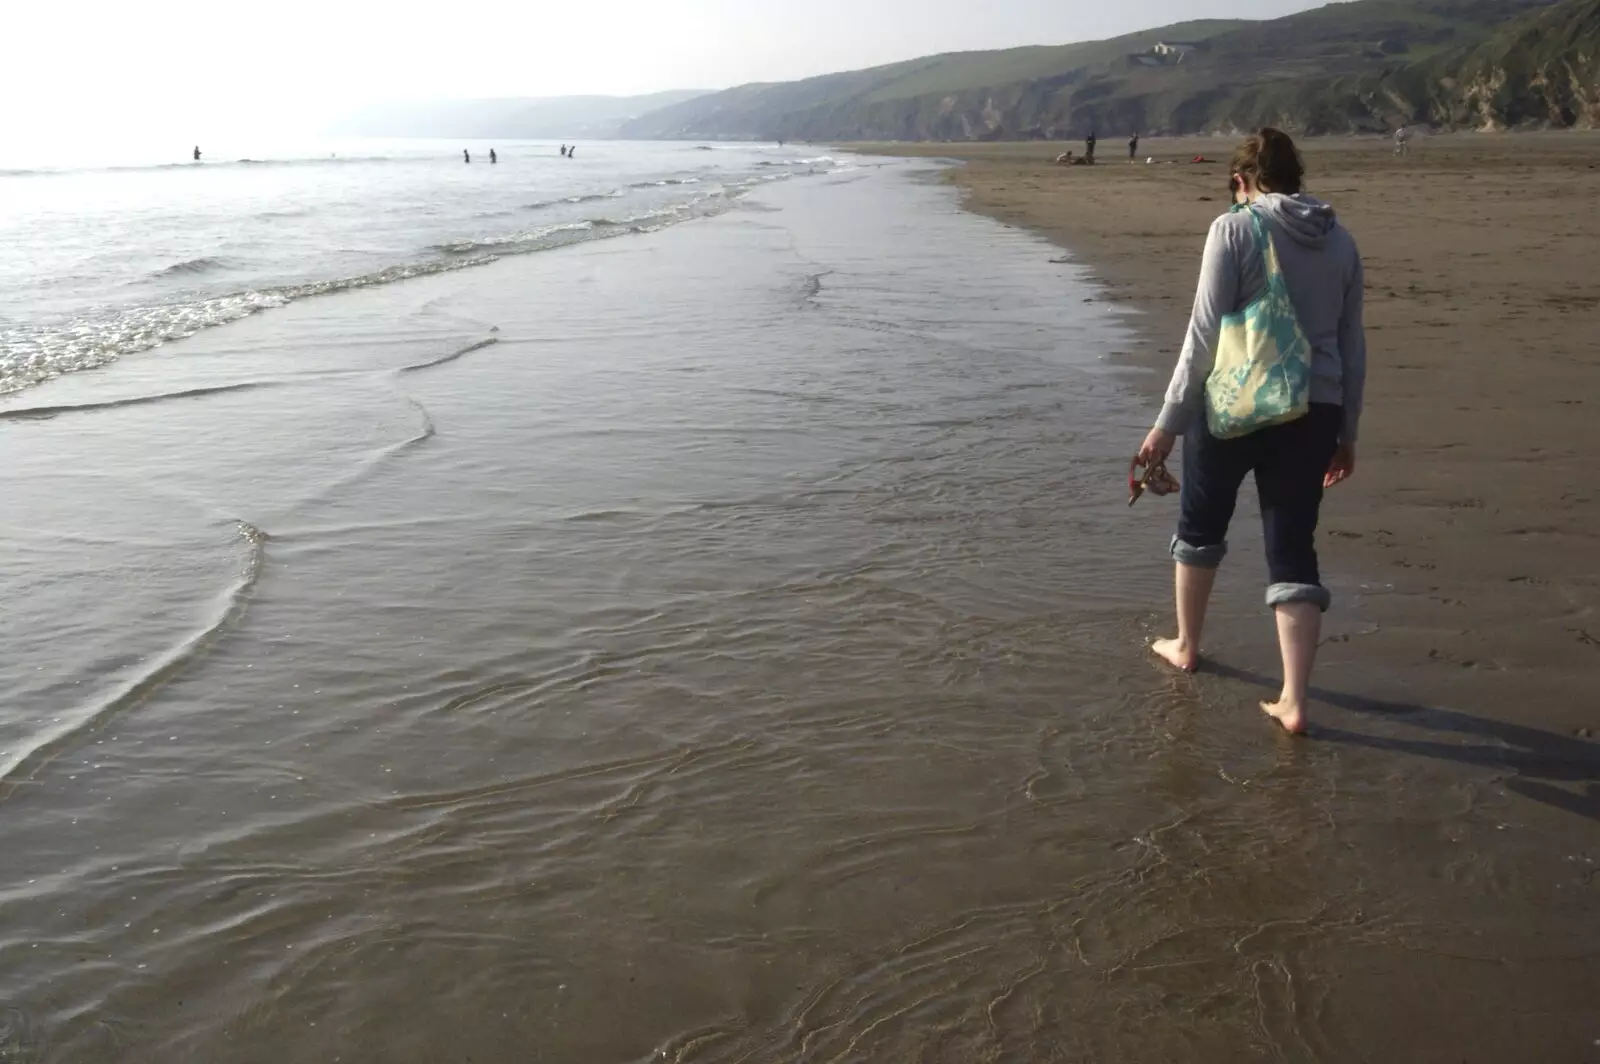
[618,0,1598,139]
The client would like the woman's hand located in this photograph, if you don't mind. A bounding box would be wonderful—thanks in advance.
[1138,427,1176,467]
[1325,443,1355,488]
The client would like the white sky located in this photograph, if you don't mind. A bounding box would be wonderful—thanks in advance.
[6,0,1326,140]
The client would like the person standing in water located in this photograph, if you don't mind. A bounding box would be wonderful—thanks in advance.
[560,144,567,157]
[463,149,471,164]
[1136,128,1367,736]
[193,145,201,161]
[489,148,497,164]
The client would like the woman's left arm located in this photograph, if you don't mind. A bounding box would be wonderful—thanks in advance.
[1337,248,1367,445]
[1324,244,1366,488]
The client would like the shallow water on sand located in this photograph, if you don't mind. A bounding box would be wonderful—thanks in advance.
[2,162,1597,1063]
[0,139,835,395]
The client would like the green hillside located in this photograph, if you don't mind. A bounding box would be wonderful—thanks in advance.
[620,0,1592,139]
[1434,0,1600,126]
[850,21,1248,102]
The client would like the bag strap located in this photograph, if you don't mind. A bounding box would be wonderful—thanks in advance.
[1239,204,1290,298]
[1244,205,1268,251]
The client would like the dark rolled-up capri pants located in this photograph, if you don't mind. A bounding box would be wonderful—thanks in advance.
[1170,402,1343,611]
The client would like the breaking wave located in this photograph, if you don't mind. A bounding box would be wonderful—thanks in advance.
[152,256,231,278]
[0,521,268,800]
[430,221,596,255]
[0,158,847,398]
[0,260,499,397]
[522,190,623,211]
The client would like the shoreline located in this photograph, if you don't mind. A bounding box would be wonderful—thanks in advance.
[4,151,1599,1060]
[853,135,1600,746]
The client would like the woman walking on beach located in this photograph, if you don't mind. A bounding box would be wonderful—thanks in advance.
[1136,128,1366,734]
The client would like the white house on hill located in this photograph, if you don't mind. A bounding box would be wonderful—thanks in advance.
[1152,41,1200,58]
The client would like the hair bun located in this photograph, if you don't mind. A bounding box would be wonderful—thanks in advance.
[1233,128,1305,194]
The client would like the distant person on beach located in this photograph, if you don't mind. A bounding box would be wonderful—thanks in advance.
[463,149,471,164]
[489,148,497,164]
[568,145,576,158]
[1394,126,1411,157]
[560,144,567,156]
[1129,133,1139,161]
[1135,127,1367,735]
[193,146,201,161]
[1086,130,1097,163]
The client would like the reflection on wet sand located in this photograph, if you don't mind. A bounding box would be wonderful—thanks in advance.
[1,161,1596,1063]
[1209,665,1600,825]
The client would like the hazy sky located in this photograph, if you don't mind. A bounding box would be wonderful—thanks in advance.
[7,0,1327,139]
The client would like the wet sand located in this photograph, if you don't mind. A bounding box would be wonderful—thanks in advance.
[3,153,1599,1063]
[859,134,1600,739]
[848,134,1600,1054]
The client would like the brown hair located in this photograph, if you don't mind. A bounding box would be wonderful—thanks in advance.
[1231,128,1305,195]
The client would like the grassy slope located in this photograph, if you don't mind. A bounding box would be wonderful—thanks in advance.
[622,0,1581,139]
[854,21,1247,103]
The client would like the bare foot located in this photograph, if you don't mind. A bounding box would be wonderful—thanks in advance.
[1150,637,1199,674]
[1260,700,1307,735]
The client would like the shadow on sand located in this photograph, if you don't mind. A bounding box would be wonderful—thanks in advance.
[1205,662,1600,824]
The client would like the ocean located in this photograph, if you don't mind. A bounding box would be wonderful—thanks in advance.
[0,139,839,396]
[2,144,1580,1062]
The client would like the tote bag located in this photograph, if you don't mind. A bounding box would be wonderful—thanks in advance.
[1204,205,1312,439]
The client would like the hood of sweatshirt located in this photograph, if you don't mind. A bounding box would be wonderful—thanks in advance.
[1255,193,1337,248]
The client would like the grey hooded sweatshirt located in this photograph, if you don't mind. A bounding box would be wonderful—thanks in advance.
[1156,193,1366,443]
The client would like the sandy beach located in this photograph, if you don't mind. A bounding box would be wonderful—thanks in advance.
[4,146,1599,1062]
[854,136,1600,1057]
[864,134,1600,745]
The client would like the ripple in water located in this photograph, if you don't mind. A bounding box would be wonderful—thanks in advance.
[1,159,1594,1064]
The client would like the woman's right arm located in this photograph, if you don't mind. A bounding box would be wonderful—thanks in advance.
[1155,215,1240,436]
